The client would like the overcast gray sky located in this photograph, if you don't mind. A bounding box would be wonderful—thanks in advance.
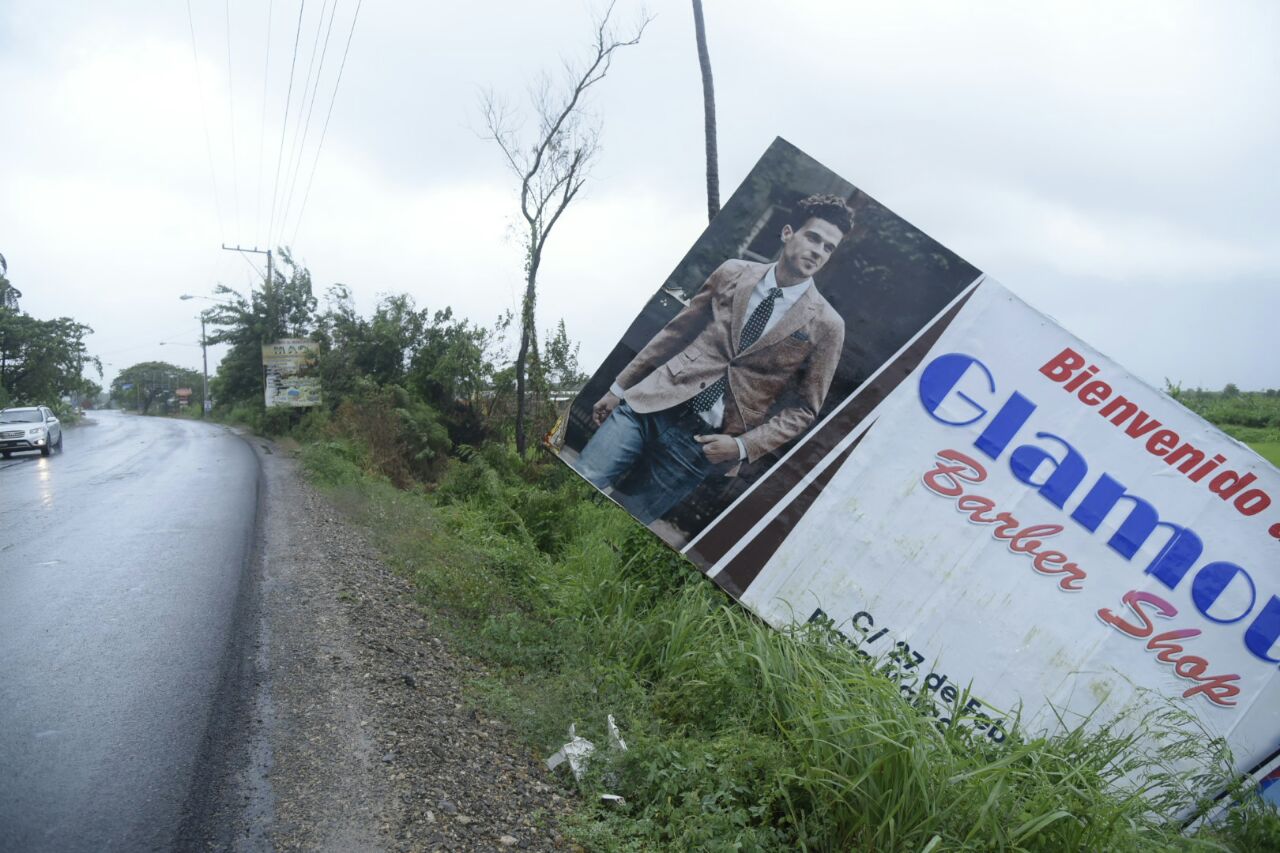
[2,0,1277,392]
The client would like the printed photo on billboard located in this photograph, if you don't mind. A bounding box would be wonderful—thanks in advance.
[553,138,980,549]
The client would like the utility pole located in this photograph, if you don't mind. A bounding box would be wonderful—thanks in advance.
[220,244,273,411]
[200,313,210,414]
[181,292,238,416]
[221,244,272,289]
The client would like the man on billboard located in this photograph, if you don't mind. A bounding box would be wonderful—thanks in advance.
[573,193,853,523]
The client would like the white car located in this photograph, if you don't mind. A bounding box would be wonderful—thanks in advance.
[0,406,63,458]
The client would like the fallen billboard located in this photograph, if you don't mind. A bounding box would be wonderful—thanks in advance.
[552,138,1280,808]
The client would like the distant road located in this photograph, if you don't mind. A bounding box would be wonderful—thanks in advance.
[0,411,258,852]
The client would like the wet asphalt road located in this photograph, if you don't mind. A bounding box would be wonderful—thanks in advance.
[0,411,259,852]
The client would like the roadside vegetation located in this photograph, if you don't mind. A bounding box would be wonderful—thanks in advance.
[1169,383,1280,467]
[0,252,101,414]
[292,431,1279,851]
[183,249,1280,849]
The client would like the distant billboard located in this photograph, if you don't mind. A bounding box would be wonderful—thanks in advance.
[262,338,321,408]
[551,138,1280,809]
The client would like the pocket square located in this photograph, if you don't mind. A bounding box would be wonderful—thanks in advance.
[789,329,810,342]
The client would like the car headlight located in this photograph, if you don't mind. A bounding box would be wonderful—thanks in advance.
[28,427,46,437]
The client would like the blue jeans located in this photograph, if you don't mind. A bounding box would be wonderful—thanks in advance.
[574,402,725,524]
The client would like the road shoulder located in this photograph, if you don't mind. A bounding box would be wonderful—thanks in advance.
[186,436,569,852]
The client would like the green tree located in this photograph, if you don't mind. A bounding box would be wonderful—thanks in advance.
[315,287,429,406]
[109,361,201,414]
[205,248,318,411]
[0,257,99,407]
[409,307,502,446]
[0,314,99,407]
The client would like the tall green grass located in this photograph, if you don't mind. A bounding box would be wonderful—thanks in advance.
[298,441,1280,851]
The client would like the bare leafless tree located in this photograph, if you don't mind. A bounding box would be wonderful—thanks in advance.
[481,2,649,455]
[691,0,719,222]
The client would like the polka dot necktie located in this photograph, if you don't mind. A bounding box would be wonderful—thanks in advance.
[689,287,784,414]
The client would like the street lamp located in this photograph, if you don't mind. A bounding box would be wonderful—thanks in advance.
[179,293,232,416]
[157,342,200,412]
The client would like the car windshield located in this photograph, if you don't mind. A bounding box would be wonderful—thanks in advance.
[0,410,42,423]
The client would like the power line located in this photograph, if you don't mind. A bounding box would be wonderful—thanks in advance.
[275,0,332,249]
[280,0,340,240]
[237,249,265,280]
[255,0,274,241]
[185,0,226,239]
[267,0,308,255]
[224,0,240,237]
[290,0,363,248]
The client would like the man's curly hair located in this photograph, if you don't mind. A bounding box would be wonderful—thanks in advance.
[790,193,855,235]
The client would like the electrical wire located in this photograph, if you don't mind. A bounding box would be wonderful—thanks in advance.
[289,0,362,248]
[267,0,307,254]
[186,0,226,240]
[280,0,340,241]
[224,0,240,237]
[255,0,273,243]
[237,250,265,280]
[275,0,332,248]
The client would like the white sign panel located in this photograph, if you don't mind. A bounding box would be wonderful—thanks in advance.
[702,280,1280,803]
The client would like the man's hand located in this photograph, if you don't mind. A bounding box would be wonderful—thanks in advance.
[592,391,622,426]
[695,434,741,464]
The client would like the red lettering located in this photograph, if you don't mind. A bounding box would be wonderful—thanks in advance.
[1040,347,1085,383]
[1064,365,1099,392]
[1032,550,1066,571]
[1054,563,1086,592]
[922,450,988,497]
[1123,410,1162,439]
[1145,429,1180,456]
[991,513,1019,540]
[1173,655,1209,680]
[1007,524,1064,554]
[1077,380,1111,406]
[1029,549,1086,591]
[1147,628,1202,664]
[922,449,1090,594]
[1097,590,1177,639]
[1099,590,1241,707]
[1181,674,1241,706]
[1235,489,1271,516]
[955,494,999,523]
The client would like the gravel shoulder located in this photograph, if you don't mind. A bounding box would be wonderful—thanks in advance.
[183,437,570,852]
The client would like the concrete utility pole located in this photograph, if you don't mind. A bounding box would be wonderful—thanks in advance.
[200,313,209,414]
[221,244,273,290]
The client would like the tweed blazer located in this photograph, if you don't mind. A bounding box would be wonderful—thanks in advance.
[617,259,845,464]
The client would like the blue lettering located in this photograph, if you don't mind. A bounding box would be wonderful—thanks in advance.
[1191,562,1257,624]
[1244,596,1280,663]
[1142,526,1205,590]
[974,392,1035,460]
[919,353,993,427]
[917,351,1272,667]
[1009,432,1087,509]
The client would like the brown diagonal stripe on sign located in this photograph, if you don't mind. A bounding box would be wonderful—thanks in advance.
[713,432,864,599]
[686,284,980,572]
